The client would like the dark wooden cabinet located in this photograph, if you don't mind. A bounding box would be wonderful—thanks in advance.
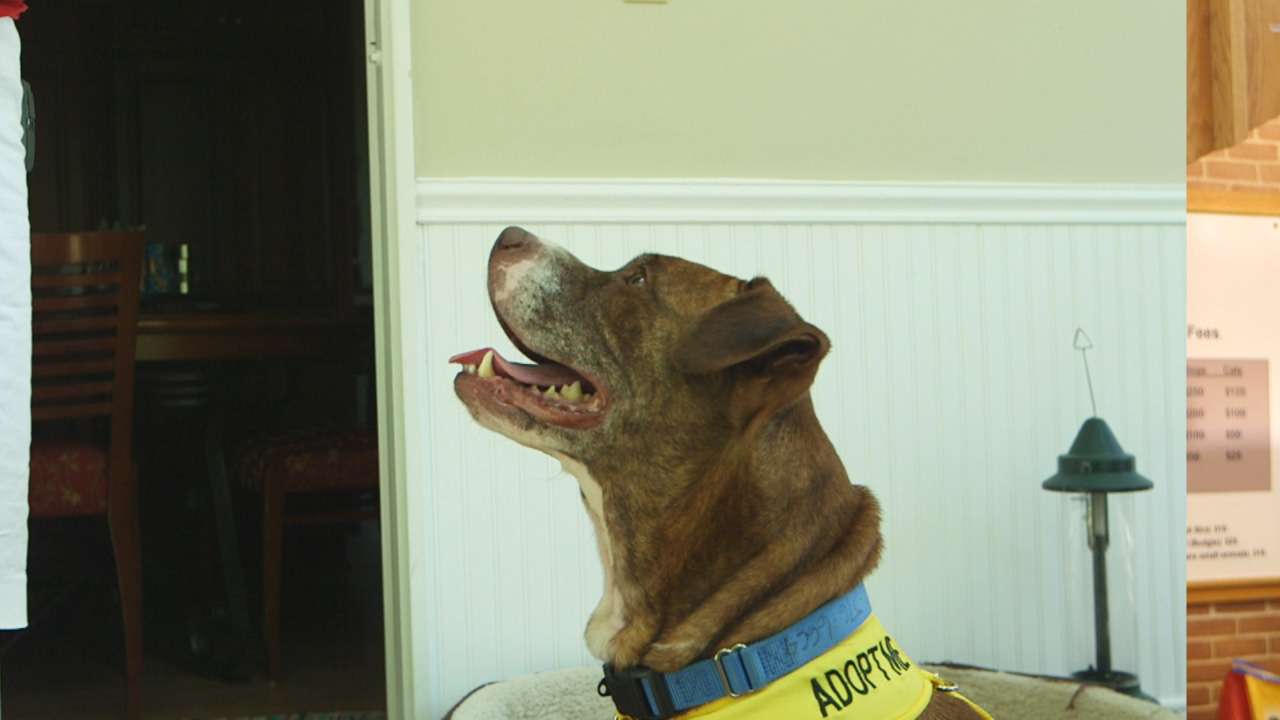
[114,58,341,305]
[112,0,328,56]
[23,0,365,309]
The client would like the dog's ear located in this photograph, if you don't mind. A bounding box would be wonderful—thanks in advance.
[673,278,829,380]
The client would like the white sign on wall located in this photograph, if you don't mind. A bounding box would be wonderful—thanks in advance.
[1187,212,1280,583]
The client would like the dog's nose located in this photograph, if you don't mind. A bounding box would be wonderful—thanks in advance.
[494,226,534,252]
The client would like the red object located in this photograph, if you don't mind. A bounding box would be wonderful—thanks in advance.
[1216,659,1280,720]
[1218,666,1254,720]
[0,1,26,19]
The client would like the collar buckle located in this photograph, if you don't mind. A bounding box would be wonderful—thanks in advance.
[601,662,676,720]
[712,644,750,698]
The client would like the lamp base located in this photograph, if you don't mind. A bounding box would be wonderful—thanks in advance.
[1071,669,1158,704]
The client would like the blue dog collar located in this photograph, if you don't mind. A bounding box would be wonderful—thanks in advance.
[602,583,873,720]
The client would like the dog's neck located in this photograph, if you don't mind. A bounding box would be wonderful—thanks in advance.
[557,396,884,673]
[550,451,629,661]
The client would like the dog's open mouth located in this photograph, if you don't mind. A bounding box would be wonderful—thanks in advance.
[450,348,606,428]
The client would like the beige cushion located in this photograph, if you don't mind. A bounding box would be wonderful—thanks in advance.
[921,664,1181,720]
[445,663,1181,720]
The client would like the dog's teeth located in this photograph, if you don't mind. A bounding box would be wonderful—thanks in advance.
[583,393,593,402]
[562,381,582,401]
[465,364,477,375]
[478,350,495,378]
[543,385,560,398]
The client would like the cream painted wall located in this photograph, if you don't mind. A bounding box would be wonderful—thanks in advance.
[411,1,1183,183]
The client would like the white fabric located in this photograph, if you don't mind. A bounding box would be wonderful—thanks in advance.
[0,16,29,630]
[445,664,1181,720]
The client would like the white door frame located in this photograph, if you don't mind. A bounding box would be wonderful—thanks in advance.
[363,0,424,717]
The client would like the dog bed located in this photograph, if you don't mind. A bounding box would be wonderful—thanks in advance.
[444,663,1181,720]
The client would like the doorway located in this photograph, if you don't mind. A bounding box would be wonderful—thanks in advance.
[3,1,386,717]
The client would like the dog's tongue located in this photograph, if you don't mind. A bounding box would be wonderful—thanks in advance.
[450,348,585,388]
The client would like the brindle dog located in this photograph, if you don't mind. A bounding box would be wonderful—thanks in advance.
[452,227,983,719]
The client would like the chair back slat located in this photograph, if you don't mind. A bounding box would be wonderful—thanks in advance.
[32,379,115,402]
[31,270,124,290]
[32,336,119,357]
[32,357,117,378]
[33,314,122,335]
[31,231,143,266]
[33,292,122,312]
[33,401,115,421]
[30,233,144,427]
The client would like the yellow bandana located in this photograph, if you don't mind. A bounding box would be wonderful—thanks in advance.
[615,613,991,720]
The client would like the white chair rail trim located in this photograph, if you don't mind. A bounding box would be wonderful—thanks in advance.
[416,177,1185,226]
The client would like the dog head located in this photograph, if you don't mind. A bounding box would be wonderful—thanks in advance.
[453,226,830,462]
[454,228,880,672]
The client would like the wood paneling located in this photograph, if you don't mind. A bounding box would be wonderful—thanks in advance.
[1243,0,1280,141]
[1210,0,1249,154]
[1189,0,1280,162]
[1189,186,1280,215]
[1189,0,1215,163]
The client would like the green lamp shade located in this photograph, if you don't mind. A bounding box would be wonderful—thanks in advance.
[1042,417,1154,493]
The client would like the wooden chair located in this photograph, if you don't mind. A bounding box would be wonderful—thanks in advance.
[238,425,379,681]
[28,231,145,720]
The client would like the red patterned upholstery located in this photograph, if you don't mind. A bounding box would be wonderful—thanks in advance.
[239,427,379,493]
[28,440,110,517]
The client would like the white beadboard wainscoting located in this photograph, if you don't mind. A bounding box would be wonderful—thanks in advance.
[406,179,1186,717]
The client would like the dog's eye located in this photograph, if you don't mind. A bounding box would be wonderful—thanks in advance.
[627,269,647,286]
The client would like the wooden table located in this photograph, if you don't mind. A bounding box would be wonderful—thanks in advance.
[134,308,373,678]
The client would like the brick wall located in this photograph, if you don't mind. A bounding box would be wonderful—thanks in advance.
[1188,116,1280,192]
[1186,599,1280,720]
